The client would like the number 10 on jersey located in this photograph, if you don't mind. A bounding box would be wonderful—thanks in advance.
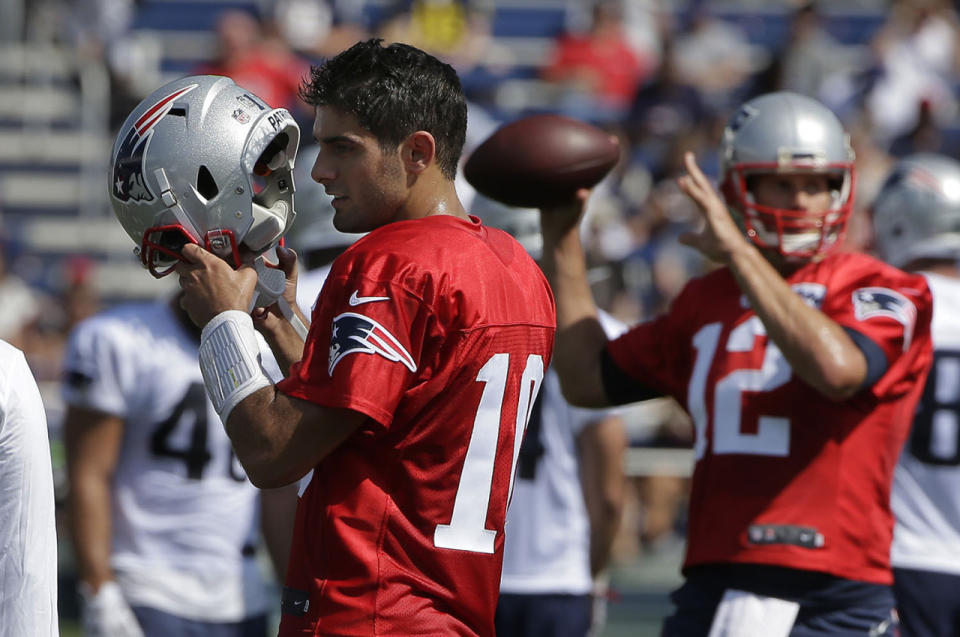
[434,353,544,554]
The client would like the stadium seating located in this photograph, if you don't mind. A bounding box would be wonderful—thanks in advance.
[0,0,898,306]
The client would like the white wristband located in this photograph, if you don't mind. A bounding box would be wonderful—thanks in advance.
[199,310,272,422]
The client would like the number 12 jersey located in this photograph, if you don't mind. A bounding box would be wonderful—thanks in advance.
[607,251,933,585]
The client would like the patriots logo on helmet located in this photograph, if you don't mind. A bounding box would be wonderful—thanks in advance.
[112,84,198,204]
[328,312,417,376]
[728,103,758,134]
[884,164,940,196]
[852,287,917,350]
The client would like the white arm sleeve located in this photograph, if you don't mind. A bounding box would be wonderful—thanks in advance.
[198,311,272,422]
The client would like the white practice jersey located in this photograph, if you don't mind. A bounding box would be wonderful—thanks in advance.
[891,272,960,575]
[500,313,625,595]
[296,263,333,316]
[61,300,282,621]
[0,340,58,636]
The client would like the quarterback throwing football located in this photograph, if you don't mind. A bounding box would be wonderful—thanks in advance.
[539,92,932,636]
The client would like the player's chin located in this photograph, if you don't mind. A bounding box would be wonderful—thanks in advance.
[331,204,367,234]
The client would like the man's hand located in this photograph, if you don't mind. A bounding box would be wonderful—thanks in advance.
[676,151,753,264]
[252,246,309,370]
[252,245,301,329]
[175,243,258,327]
[79,581,144,637]
[538,187,592,242]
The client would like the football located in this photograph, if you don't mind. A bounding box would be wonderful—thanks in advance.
[463,113,620,208]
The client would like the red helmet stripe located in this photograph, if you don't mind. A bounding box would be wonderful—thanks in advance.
[134,85,197,134]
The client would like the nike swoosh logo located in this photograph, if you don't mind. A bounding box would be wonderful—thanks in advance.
[348,290,390,306]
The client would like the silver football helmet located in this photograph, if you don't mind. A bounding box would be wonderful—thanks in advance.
[109,75,300,277]
[719,91,856,260]
[873,153,960,268]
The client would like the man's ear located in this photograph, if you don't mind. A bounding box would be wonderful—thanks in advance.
[401,131,436,174]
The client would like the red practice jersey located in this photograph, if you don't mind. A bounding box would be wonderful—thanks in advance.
[276,215,555,636]
[607,251,932,584]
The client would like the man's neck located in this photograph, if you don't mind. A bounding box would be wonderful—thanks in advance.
[404,176,469,222]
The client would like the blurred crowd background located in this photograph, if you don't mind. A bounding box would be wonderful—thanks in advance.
[1,0,958,632]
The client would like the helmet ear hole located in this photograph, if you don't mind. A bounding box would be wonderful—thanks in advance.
[254,132,290,176]
[196,165,219,200]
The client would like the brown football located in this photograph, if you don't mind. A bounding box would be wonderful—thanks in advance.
[463,113,620,208]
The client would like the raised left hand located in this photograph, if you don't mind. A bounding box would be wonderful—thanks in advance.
[175,243,258,327]
[676,151,753,264]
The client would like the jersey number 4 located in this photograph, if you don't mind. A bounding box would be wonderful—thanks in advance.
[150,383,246,481]
[690,318,792,460]
[434,353,544,554]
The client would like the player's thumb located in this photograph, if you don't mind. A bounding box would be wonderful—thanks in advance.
[277,245,298,273]
[273,245,299,282]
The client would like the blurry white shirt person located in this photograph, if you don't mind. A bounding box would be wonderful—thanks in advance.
[497,312,627,637]
[63,296,293,637]
[476,200,629,637]
[874,153,960,637]
[0,339,58,637]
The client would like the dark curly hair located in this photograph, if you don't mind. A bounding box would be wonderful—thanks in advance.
[300,39,467,180]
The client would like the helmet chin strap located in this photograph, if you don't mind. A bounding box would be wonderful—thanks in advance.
[248,256,309,340]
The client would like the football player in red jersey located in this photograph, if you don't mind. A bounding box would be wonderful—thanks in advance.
[175,39,556,636]
[539,91,933,636]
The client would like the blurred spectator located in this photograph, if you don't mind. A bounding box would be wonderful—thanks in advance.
[619,0,667,70]
[65,0,163,127]
[379,0,516,106]
[61,257,101,332]
[625,37,708,181]
[620,177,708,322]
[270,0,370,59]
[195,9,311,116]
[845,114,895,253]
[888,98,953,158]
[0,241,41,350]
[751,1,859,106]
[19,257,102,385]
[383,0,470,56]
[670,3,760,110]
[866,0,960,144]
[541,0,653,117]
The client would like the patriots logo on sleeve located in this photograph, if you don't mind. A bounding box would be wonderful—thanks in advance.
[112,84,198,204]
[791,282,826,309]
[328,312,417,376]
[852,287,917,350]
